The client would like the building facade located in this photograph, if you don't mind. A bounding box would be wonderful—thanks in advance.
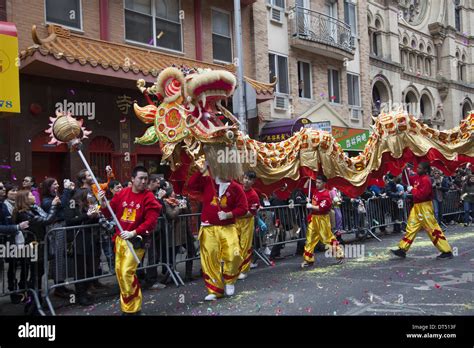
[252,0,373,147]
[368,0,474,130]
[0,0,273,184]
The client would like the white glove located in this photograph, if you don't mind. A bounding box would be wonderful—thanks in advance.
[120,230,137,240]
[218,211,230,220]
[306,203,313,210]
[407,186,413,193]
[15,230,25,245]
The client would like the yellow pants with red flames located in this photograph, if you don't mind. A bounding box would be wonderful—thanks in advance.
[398,201,452,253]
[199,224,243,296]
[115,237,145,313]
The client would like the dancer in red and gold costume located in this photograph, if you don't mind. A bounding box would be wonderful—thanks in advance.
[99,166,161,315]
[236,171,260,280]
[301,175,344,268]
[391,162,453,259]
[187,163,248,301]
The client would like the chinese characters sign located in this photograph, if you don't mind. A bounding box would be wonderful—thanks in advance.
[332,126,370,151]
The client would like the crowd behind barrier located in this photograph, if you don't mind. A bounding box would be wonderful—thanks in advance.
[0,187,470,316]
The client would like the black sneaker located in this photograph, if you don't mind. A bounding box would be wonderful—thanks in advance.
[390,248,406,258]
[436,252,453,260]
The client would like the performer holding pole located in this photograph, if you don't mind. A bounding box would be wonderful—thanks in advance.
[98,166,161,315]
[301,175,344,268]
[391,162,453,259]
[46,111,158,314]
[187,157,248,301]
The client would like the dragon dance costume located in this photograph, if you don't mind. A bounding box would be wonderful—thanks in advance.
[187,171,248,297]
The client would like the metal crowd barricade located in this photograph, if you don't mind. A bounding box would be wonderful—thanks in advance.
[365,196,406,241]
[441,190,464,221]
[43,219,180,316]
[169,212,201,283]
[0,231,45,315]
[254,203,308,263]
[338,199,373,240]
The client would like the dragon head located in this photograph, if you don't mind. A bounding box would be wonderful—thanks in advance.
[183,68,239,143]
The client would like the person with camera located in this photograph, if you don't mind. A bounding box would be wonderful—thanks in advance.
[98,166,161,315]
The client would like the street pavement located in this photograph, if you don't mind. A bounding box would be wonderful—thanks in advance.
[2,224,473,316]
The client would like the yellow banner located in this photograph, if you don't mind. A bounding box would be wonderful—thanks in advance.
[0,31,21,113]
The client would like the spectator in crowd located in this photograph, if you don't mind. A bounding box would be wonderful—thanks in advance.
[107,180,122,199]
[64,189,101,306]
[13,189,59,314]
[101,179,123,274]
[147,174,162,199]
[0,181,6,203]
[431,169,450,224]
[382,174,402,234]
[22,176,41,205]
[41,177,75,299]
[0,183,29,303]
[461,174,474,226]
[290,187,308,255]
[2,183,17,222]
[329,187,344,244]
[122,181,132,188]
[76,170,107,291]
[161,180,197,282]
[268,185,291,261]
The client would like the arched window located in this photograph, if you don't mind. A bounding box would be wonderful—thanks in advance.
[405,90,418,115]
[424,58,431,77]
[372,78,392,116]
[420,94,433,119]
[462,100,472,119]
[417,55,423,74]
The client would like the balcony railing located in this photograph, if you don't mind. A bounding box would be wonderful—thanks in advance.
[289,6,354,53]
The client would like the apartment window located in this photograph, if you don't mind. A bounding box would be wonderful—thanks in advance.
[267,0,285,8]
[344,0,357,37]
[347,73,360,107]
[269,53,289,94]
[125,0,182,52]
[297,61,311,98]
[372,32,382,56]
[328,69,340,103]
[455,5,461,32]
[212,9,232,63]
[45,0,82,30]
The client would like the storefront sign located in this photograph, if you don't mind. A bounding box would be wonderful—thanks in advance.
[332,126,370,151]
[0,22,20,113]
